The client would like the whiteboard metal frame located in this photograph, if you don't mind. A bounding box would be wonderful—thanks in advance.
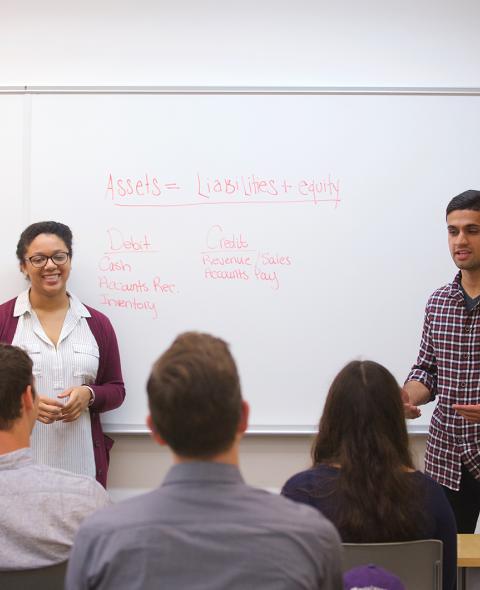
[103,423,429,436]
[2,85,480,96]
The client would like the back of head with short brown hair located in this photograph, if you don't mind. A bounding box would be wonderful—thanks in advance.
[0,343,34,430]
[147,332,242,458]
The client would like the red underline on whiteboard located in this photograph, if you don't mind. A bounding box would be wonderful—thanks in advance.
[103,250,160,254]
[201,250,256,253]
[112,198,341,208]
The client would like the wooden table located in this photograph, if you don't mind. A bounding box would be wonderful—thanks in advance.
[457,534,480,590]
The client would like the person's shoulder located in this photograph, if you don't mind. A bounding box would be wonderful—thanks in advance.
[272,492,341,547]
[427,276,459,305]
[83,304,117,342]
[282,464,335,493]
[75,488,159,540]
[0,297,17,318]
[412,470,442,489]
[247,481,337,536]
[410,471,456,525]
[30,463,108,500]
[411,470,447,499]
[83,304,113,326]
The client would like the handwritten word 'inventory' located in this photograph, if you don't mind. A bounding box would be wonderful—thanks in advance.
[106,172,341,207]
[202,225,292,290]
[97,227,179,319]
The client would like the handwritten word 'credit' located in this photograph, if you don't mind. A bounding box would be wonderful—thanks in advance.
[206,225,249,250]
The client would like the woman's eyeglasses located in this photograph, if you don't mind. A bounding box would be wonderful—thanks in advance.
[25,252,70,268]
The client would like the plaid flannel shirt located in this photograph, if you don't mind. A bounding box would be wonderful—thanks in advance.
[407,272,480,491]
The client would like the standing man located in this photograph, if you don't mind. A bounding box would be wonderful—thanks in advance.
[67,332,343,590]
[404,189,480,533]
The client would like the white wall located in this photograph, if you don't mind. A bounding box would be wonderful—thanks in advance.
[2,0,479,495]
[2,0,480,87]
[107,432,428,498]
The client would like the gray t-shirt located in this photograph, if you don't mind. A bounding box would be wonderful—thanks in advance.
[0,447,110,570]
[66,462,343,590]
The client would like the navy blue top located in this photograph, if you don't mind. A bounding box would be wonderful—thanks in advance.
[282,465,457,590]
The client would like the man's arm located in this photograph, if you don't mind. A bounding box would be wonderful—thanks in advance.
[404,302,437,419]
[402,380,431,418]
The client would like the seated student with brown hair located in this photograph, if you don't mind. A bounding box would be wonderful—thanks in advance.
[0,343,110,570]
[282,360,457,590]
[66,332,343,590]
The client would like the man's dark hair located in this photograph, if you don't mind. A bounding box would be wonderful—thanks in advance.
[16,221,73,262]
[0,343,34,430]
[446,190,480,218]
[147,332,242,458]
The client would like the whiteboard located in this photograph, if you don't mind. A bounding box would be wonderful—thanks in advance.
[0,93,28,300]
[21,90,480,431]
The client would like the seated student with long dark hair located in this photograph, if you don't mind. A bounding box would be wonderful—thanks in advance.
[282,360,457,590]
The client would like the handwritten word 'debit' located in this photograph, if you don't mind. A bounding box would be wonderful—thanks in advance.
[105,173,181,198]
[206,225,248,250]
[100,294,158,319]
[107,227,154,252]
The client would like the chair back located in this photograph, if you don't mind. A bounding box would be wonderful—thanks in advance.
[342,539,442,590]
[0,560,67,590]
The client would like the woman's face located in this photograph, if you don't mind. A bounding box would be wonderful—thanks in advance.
[21,233,71,298]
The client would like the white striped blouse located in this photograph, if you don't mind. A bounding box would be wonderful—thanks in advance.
[12,289,98,478]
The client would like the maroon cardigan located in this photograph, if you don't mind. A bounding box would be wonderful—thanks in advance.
[0,297,126,487]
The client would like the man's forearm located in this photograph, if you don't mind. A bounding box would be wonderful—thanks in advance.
[403,380,431,406]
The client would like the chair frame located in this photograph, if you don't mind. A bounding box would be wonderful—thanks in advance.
[342,539,443,590]
[0,560,67,590]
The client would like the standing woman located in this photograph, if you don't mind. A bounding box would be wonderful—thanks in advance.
[0,221,125,487]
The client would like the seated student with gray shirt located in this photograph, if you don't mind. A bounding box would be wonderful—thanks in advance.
[0,343,110,570]
[66,332,343,590]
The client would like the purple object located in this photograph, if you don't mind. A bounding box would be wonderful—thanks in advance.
[344,564,405,590]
